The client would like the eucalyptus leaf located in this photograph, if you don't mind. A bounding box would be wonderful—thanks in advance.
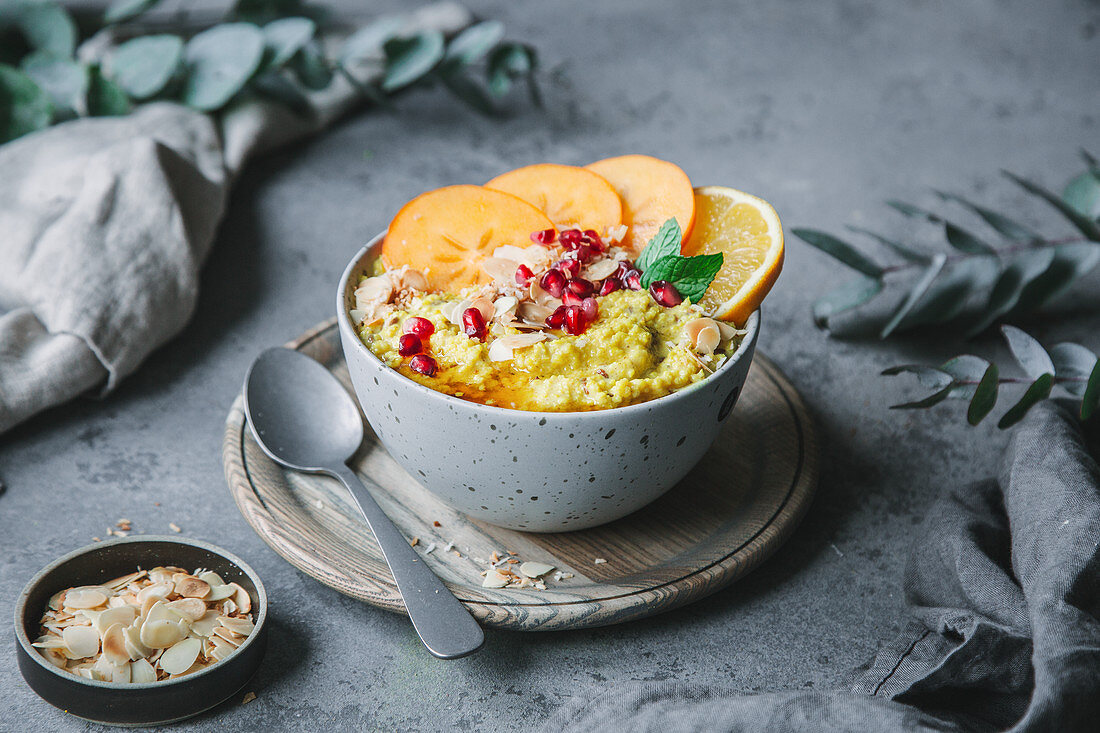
[881,253,947,338]
[14,1,76,57]
[933,191,1040,242]
[340,15,405,65]
[886,200,938,221]
[997,373,1054,429]
[845,225,932,264]
[1082,149,1099,169]
[104,0,163,25]
[811,275,883,328]
[110,35,182,100]
[438,69,495,116]
[897,256,1000,330]
[251,70,310,115]
[890,386,954,410]
[966,247,1055,336]
[1082,361,1100,421]
[940,355,991,400]
[382,31,445,92]
[944,221,997,255]
[86,66,131,116]
[182,23,266,112]
[487,43,538,104]
[289,41,332,90]
[1009,242,1100,316]
[967,363,999,425]
[792,228,884,278]
[0,63,51,142]
[1001,325,1055,379]
[263,17,315,70]
[1004,170,1100,242]
[1049,343,1098,398]
[232,0,311,25]
[20,51,86,116]
[444,20,504,66]
[1062,170,1100,221]
[881,365,954,391]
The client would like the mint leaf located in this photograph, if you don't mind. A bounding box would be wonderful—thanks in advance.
[642,253,724,303]
[635,218,682,273]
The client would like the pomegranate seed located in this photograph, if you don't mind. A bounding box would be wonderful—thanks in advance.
[403,316,434,338]
[557,258,581,279]
[649,280,683,307]
[462,307,487,340]
[559,229,583,249]
[599,278,621,296]
[567,278,594,297]
[562,290,583,307]
[624,270,643,290]
[582,230,605,251]
[515,263,534,285]
[581,296,599,323]
[408,354,437,376]
[398,333,423,356]
[616,260,635,278]
[530,228,557,245]
[564,305,587,335]
[573,244,594,262]
[546,305,568,329]
[541,268,567,298]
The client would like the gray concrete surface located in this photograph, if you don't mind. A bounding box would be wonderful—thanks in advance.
[2,0,1098,730]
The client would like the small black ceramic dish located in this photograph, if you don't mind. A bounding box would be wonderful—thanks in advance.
[15,536,268,727]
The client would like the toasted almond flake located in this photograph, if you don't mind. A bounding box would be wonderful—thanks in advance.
[488,340,514,362]
[229,583,251,614]
[583,258,620,281]
[410,537,419,547]
[242,691,257,704]
[102,623,131,666]
[519,562,555,579]
[106,571,147,590]
[198,571,225,587]
[63,587,109,610]
[167,598,207,622]
[218,616,255,636]
[205,584,236,602]
[482,569,509,588]
[423,542,436,555]
[63,627,101,658]
[159,638,202,675]
[130,658,157,683]
[212,627,243,647]
[355,276,394,305]
[684,318,721,355]
[141,619,187,649]
[482,257,519,282]
[91,605,137,634]
[136,582,172,605]
[174,575,211,599]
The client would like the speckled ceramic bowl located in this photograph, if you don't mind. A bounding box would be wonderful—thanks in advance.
[337,234,759,531]
[15,536,267,727]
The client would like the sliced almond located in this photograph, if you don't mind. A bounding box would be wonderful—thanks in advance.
[354,276,394,305]
[105,570,147,590]
[212,627,243,646]
[158,638,201,675]
[583,258,620,281]
[101,622,131,666]
[208,635,236,661]
[90,605,137,634]
[136,582,173,605]
[166,598,207,622]
[63,587,108,610]
[482,257,519,283]
[204,584,236,602]
[173,575,210,599]
[189,610,220,638]
[197,571,225,587]
[130,658,157,683]
[482,569,510,588]
[228,583,251,614]
[684,318,721,355]
[217,615,254,636]
[140,619,187,649]
[518,562,555,579]
[38,647,68,668]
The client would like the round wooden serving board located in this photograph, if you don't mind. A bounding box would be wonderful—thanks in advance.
[223,319,819,631]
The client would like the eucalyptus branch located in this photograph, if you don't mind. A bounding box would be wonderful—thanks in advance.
[795,150,1100,339]
[884,325,1100,429]
[0,0,541,144]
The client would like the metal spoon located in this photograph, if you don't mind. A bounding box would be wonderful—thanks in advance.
[243,347,484,659]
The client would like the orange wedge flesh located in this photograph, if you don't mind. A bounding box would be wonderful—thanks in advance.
[382,185,554,292]
[585,154,695,253]
[682,186,784,325]
[485,164,623,232]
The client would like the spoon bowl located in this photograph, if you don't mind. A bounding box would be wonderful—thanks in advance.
[243,348,484,659]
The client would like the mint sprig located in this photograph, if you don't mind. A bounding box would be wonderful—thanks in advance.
[636,218,724,303]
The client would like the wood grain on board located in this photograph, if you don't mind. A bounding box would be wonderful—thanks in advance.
[223,319,818,630]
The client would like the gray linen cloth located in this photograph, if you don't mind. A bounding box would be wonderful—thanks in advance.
[0,2,471,434]
[544,402,1100,733]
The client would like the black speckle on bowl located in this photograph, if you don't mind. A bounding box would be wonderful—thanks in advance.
[15,536,268,727]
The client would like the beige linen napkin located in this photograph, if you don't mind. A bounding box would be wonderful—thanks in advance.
[0,2,471,434]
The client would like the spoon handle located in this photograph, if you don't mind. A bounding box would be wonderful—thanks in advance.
[328,463,484,659]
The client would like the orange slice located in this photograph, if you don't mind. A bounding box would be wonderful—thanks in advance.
[485,164,623,232]
[682,186,783,324]
[382,185,553,292]
[585,154,695,252]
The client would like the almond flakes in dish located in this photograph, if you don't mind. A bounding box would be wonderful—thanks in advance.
[33,566,256,683]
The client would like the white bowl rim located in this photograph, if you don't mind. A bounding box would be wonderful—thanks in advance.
[336,233,759,420]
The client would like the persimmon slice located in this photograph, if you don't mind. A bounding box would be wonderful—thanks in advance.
[585,154,695,252]
[485,164,623,232]
[382,185,553,292]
